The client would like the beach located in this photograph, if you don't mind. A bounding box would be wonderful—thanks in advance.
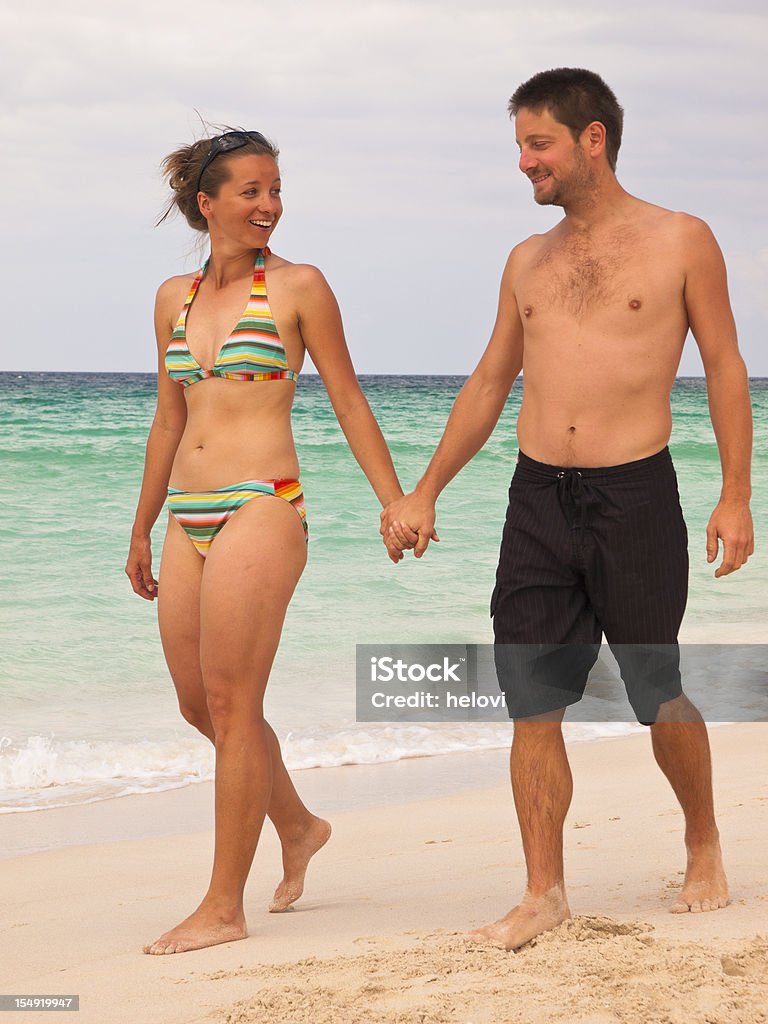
[1,0,765,1015]
[2,372,766,1022]
[2,723,767,1024]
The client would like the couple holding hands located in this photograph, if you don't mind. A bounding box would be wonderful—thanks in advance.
[126,67,753,956]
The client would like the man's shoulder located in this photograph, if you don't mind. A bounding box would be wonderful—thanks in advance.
[629,198,712,239]
[504,230,555,270]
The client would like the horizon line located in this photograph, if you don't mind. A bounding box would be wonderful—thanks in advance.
[4,371,767,380]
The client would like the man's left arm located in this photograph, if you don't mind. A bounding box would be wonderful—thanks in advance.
[683,217,754,577]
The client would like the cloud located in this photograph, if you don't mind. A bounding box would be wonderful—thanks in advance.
[728,248,768,315]
[2,0,766,373]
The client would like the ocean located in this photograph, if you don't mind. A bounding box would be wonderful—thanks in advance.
[1,373,765,813]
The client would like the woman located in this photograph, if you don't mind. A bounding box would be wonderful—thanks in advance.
[126,129,405,955]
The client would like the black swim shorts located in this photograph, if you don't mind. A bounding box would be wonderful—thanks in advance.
[491,447,689,722]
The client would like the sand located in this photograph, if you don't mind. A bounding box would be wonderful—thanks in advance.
[219,924,768,1024]
[1,724,766,1024]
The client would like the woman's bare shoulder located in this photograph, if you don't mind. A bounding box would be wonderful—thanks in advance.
[153,272,197,344]
[156,272,196,308]
[267,255,331,301]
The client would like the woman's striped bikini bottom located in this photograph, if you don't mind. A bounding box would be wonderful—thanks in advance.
[167,478,307,558]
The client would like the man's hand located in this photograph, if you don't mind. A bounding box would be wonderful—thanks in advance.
[706,499,754,577]
[380,492,440,560]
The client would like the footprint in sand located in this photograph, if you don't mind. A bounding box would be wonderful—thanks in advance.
[566,916,654,938]
[721,956,748,977]
[720,940,768,979]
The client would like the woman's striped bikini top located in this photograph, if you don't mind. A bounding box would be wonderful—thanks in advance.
[164,247,298,388]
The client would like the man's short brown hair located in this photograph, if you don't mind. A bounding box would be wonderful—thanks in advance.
[509,68,624,171]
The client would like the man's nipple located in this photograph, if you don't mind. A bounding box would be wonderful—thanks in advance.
[523,305,533,318]
[629,298,642,310]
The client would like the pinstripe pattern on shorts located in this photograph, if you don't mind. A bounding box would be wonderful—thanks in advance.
[491,447,688,719]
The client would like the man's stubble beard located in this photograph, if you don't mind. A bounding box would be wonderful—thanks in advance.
[534,146,597,211]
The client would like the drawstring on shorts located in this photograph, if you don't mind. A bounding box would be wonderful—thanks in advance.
[556,468,590,537]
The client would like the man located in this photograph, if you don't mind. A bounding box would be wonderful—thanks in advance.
[380,68,754,950]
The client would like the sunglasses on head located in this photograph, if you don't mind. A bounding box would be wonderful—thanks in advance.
[195,131,269,195]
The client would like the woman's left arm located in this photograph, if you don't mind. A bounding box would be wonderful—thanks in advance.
[296,265,406,511]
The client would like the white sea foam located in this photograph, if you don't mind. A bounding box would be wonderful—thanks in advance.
[0,734,214,812]
[0,722,644,813]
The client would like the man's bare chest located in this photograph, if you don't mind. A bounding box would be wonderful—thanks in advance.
[517,230,682,320]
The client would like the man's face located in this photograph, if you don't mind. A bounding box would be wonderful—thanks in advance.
[514,107,593,208]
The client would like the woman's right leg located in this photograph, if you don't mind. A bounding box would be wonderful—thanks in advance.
[156,515,330,911]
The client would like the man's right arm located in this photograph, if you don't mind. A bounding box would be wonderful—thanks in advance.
[381,248,525,557]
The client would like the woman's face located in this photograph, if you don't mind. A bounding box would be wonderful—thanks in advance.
[202,154,282,247]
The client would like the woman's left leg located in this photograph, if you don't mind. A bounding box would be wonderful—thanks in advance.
[144,496,309,954]
[154,513,330,925]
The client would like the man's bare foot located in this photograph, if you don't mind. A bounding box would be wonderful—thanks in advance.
[671,840,729,913]
[465,885,571,951]
[269,816,332,913]
[143,903,247,955]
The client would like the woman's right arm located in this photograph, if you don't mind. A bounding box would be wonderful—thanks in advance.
[125,280,188,600]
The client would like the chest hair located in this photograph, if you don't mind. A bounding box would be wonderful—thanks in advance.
[531,228,642,318]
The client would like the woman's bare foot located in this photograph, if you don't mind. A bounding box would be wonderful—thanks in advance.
[465,885,571,951]
[269,816,332,912]
[671,840,729,913]
[143,902,247,955]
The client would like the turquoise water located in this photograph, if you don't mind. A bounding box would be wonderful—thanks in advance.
[1,374,765,810]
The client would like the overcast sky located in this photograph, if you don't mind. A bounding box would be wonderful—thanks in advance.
[2,0,766,375]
